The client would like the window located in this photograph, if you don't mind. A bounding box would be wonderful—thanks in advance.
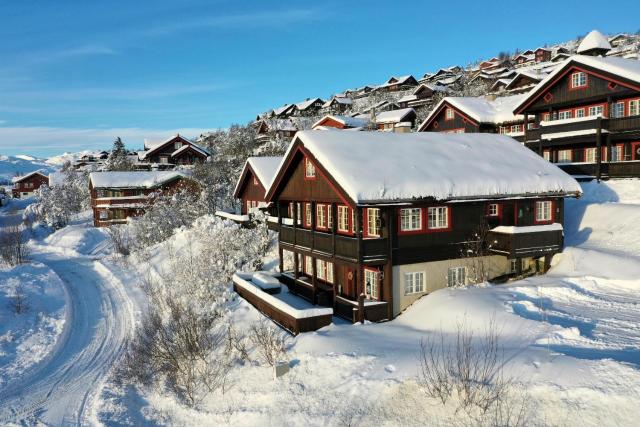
[338,205,350,233]
[113,209,126,220]
[296,202,302,225]
[316,259,334,283]
[404,272,425,295]
[445,107,454,120]
[575,108,585,118]
[558,110,572,120]
[364,269,378,300]
[571,72,587,88]
[535,201,553,222]
[487,204,499,217]
[611,102,625,118]
[99,210,108,220]
[316,204,327,229]
[510,124,521,133]
[174,141,183,150]
[427,207,449,230]
[611,145,623,162]
[253,176,259,186]
[588,105,604,117]
[305,256,313,275]
[558,149,572,163]
[585,147,597,163]
[160,156,169,164]
[305,203,312,227]
[542,113,551,122]
[543,151,551,161]
[97,189,107,198]
[400,208,422,231]
[447,267,466,287]
[630,100,639,116]
[366,208,380,237]
[304,157,316,178]
[327,205,333,230]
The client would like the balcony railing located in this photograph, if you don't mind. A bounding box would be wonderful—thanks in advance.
[525,115,640,142]
[488,225,563,258]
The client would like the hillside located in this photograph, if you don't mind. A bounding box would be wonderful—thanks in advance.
[0,155,56,185]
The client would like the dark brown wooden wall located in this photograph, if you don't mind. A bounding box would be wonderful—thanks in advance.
[279,153,344,203]
[423,105,481,133]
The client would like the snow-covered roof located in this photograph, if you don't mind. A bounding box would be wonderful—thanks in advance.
[248,157,283,189]
[171,143,209,158]
[323,97,352,107]
[272,104,294,116]
[379,75,416,88]
[419,94,526,130]
[89,171,187,188]
[312,115,370,129]
[414,83,450,94]
[513,55,640,113]
[295,98,323,111]
[577,30,612,54]
[144,134,192,151]
[375,108,416,124]
[12,170,48,183]
[272,131,581,203]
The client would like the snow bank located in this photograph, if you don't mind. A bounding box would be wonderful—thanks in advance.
[0,262,67,388]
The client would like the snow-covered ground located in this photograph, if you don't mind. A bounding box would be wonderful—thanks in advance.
[0,154,56,184]
[91,179,640,426]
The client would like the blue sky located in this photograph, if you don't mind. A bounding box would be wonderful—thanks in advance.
[1,0,639,157]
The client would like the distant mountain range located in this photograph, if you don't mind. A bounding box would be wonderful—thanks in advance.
[0,154,58,185]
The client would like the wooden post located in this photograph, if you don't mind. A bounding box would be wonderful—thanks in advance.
[331,203,337,256]
[606,133,612,165]
[311,256,317,305]
[358,293,365,324]
[543,255,552,273]
[293,251,299,280]
[523,113,529,145]
[596,116,602,182]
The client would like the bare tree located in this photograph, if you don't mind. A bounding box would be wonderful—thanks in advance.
[106,225,132,256]
[459,220,493,285]
[0,225,30,266]
[8,282,29,314]
[248,320,288,367]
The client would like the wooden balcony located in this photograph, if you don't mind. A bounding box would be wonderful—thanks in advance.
[280,225,365,261]
[557,160,640,178]
[525,115,640,144]
[488,225,563,258]
[333,296,389,323]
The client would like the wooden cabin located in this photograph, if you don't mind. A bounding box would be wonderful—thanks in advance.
[418,94,527,141]
[255,119,298,143]
[233,157,283,215]
[576,30,612,57]
[139,135,209,166]
[374,108,417,131]
[293,98,325,117]
[312,115,370,130]
[513,55,640,179]
[377,75,419,92]
[11,171,49,198]
[260,131,580,322]
[322,97,353,114]
[535,48,552,63]
[89,171,196,227]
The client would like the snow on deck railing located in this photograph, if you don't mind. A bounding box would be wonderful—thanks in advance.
[491,223,563,234]
[215,211,250,222]
[233,273,333,319]
[540,115,601,127]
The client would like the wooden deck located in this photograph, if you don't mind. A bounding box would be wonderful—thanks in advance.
[233,273,333,335]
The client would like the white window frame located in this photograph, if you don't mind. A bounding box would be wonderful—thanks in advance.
[543,151,551,161]
[447,267,466,287]
[337,205,350,233]
[610,145,623,162]
[296,202,302,225]
[366,208,380,237]
[305,203,312,227]
[174,141,183,150]
[400,208,422,231]
[327,205,333,230]
[445,107,454,120]
[316,204,327,229]
[612,102,625,118]
[588,105,604,117]
[558,149,572,163]
[558,110,572,120]
[487,204,499,217]
[305,256,313,275]
[99,210,108,220]
[364,269,379,300]
[571,72,587,88]
[304,158,316,178]
[535,201,553,222]
[585,147,597,163]
[575,108,585,118]
[427,206,449,230]
[629,100,639,116]
[404,271,425,295]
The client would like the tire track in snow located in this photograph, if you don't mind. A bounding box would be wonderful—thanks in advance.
[0,252,135,426]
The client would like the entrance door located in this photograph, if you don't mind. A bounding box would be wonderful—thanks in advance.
[344,268,356,299]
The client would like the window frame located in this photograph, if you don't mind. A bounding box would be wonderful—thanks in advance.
[337,205,353,235]
[445,107,454,120]
[404,271,425,295]
[585,147,597,163]
[316,204,327,230]
[305,202,312,228]
[447,267,466,287]
[304,157,316,179]
[364,268,379,300]
[570,71,588,89]
[365,208,381,238]
[487,203,500,217]
[427,206,450,231]
[534,200,554,224]
[399,208,423,233]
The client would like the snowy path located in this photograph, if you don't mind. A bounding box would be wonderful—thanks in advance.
[0,250,134,426]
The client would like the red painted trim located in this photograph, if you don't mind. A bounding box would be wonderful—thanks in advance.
[420,101,479,131]
[397,207,424,235]
[303,157,317,181]
[424,206,453,233]
[533,200,555,225]
[632,142,640,160]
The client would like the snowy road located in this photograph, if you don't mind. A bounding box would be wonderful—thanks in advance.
[0,251,134,426]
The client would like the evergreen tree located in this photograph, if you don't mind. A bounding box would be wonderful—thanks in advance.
[104,137,133,171]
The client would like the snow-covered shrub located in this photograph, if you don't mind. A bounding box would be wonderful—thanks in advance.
[30,168,89,228]
[8,282,28,314]
[248,320,288,367]
[106,225,132,256]
[131,188,205,248]
[0,225,30,266]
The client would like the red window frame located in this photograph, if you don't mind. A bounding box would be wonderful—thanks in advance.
[304,157,316,180]
[425,206,453,233]
[533,200,555,225]
[486,203,501,219]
